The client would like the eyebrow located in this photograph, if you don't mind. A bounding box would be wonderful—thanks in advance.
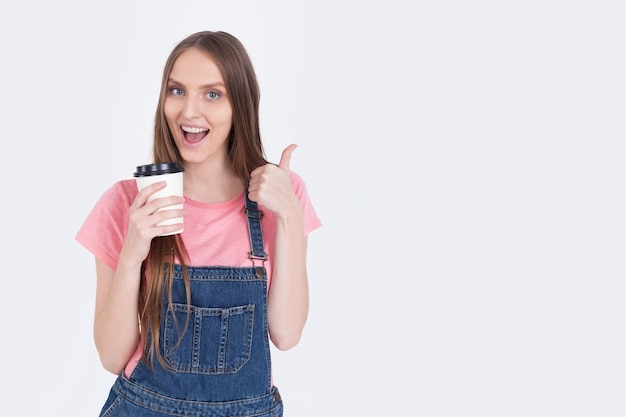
[167,77,226,89]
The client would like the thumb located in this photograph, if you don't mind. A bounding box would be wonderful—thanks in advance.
[278,143,298,170]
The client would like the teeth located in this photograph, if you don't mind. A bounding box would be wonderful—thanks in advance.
[181,126,208,133]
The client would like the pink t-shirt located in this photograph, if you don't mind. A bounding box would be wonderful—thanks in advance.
[76,170,321,376]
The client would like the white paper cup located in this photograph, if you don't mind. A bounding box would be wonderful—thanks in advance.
[134,162,184,236]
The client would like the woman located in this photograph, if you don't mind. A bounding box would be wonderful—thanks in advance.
[76,30,321,416]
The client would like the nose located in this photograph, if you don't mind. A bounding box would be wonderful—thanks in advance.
[182,96,202,119]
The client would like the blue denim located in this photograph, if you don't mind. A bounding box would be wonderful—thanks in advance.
[98,190,283,417]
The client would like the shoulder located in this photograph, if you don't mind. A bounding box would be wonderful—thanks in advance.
[288,170,309,195]
[99,179,138,206]
[287,170,322,232]
[89,179,138,220]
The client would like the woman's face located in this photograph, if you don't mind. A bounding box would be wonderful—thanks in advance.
[164,47,233,166]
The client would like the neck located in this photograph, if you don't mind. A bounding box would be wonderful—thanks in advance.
[183,159,242,203]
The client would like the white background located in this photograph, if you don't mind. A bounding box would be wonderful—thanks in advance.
[1,1,624,416]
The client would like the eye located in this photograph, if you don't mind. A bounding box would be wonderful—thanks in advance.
[206,91,221,100]
[169,86,184,96]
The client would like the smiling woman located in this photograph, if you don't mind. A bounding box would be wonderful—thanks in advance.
[75,31,322,417]
[164,48,232,156]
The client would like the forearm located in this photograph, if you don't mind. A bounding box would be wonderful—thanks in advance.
[94,257,142,374]
[267,203,309,350]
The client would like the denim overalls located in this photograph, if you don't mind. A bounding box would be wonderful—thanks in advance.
[99,189,283,417]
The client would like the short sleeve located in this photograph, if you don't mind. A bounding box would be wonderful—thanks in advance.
[75,180,138,271]
[289,171,322,235]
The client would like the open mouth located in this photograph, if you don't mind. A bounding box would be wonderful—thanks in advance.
[181,125,209,143]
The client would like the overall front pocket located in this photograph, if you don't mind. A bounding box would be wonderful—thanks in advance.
[163,303,255,374]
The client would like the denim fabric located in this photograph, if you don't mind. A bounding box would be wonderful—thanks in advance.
[98,190,282,417]
[99,379,283,417]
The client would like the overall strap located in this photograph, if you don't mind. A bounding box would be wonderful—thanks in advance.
[244,186,267,267]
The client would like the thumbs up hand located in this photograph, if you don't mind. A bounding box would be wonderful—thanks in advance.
[248,144,300,217]
[276,143,297,171]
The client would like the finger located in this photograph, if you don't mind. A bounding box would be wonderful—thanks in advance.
[151,207,186,224]
[135,181,168,207]
[278,144,298,170]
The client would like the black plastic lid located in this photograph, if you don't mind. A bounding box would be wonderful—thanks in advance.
[133,162,184,177]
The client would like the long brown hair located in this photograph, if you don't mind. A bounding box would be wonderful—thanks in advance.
[139,31,268,369]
